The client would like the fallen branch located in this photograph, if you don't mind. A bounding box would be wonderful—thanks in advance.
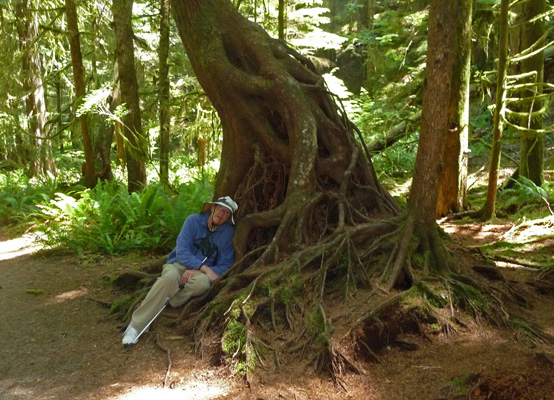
[486,255,544,270]
[366,111,421,154]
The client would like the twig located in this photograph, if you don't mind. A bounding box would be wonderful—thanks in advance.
[541,196,554,215]
[487,255,544,270]
[84,297,112,308]
[155,333,173,388]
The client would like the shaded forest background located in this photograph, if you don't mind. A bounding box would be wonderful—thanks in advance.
[1,0,553,251]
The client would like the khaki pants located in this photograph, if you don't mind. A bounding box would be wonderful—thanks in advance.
[130,262,211,331]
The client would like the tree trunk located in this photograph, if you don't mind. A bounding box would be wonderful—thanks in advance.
[172,0,398,258]
[436,0,471,218]
[112,0,147,193]
[367,0,375,30]
[66,0,96,188]
[55,76,64,154]
[159,0,171,189]
[517,0,545,186]
[482,0,509,221]
[278,0,285,40]
[16,0,56,177]
[404,0,457,274]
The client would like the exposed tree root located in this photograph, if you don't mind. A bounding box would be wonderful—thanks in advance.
[155,332,173,388]
[170,210,544,384]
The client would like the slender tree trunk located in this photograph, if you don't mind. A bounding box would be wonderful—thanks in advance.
[367,0,375,29]
[406,0,457,272]
[482,0,509,221]
[55,76,64,154]
[159,0,171,189]
[518,0,545,186]
[436,0,472,217]
[112,0,147,193]
[66,0,96,188]
[278,0,285,40]
[16,0,56,177]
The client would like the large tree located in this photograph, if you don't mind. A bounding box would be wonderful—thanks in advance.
[142,0,518,380]
[436,0,472,217]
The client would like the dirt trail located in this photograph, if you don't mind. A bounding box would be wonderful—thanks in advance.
[1,224,553,400]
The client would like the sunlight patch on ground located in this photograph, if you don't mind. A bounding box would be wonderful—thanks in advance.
[49,288,90,304]
[0,233,43,261]
[110,381,229,400]
[500,215,554,242]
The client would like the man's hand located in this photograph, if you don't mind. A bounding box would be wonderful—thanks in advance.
[180,269,201,285]
[199,265,219,281]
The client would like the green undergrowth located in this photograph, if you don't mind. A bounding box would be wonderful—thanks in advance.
[35,176,213,254]
[0,170,65,233]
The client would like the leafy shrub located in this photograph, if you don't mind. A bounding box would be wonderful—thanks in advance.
[0,171,59,228]
[37,176,213,254]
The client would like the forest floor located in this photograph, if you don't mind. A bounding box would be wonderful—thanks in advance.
[1,215,554,400]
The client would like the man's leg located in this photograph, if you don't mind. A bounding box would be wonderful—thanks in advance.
[169,273,211,307]
[129,263,186,332]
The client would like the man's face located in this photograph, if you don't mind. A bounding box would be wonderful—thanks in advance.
[212,204,231,225]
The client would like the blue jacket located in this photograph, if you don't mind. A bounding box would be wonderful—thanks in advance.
[166,212,235,276]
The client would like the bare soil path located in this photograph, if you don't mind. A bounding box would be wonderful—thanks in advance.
[0,221,553,400]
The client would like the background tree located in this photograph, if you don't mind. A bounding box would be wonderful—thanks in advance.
[16,0,56,177]
[481,0,509,221]
[436,0,472,217]
[112,0,147,193]
[278,0,286,40]
[65,0,96,188]
[159,0,171,189]
[513,0,546,186]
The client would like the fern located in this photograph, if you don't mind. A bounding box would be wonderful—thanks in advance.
[503,176,548,208]
[37,177,213,254]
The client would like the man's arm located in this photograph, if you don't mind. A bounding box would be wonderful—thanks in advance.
[172,215,206,269]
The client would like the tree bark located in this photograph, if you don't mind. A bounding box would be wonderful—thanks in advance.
[403,0,456,274]
[171,0,398,260]
[159,0,171,189]
[66,0,96,188]
[16,0,56,177]
[482,0,509,221]
[436,0,472,218]
[112,0,147,193]
[410,0,456,230]
[517,0,545,186]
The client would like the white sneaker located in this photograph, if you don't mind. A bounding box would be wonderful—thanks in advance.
[122,325,140,347]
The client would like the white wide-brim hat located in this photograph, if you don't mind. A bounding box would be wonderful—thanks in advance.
[210,196,238,225]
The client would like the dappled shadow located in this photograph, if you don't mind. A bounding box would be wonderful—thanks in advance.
[441,220,513,247]
[1,232,553,400]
